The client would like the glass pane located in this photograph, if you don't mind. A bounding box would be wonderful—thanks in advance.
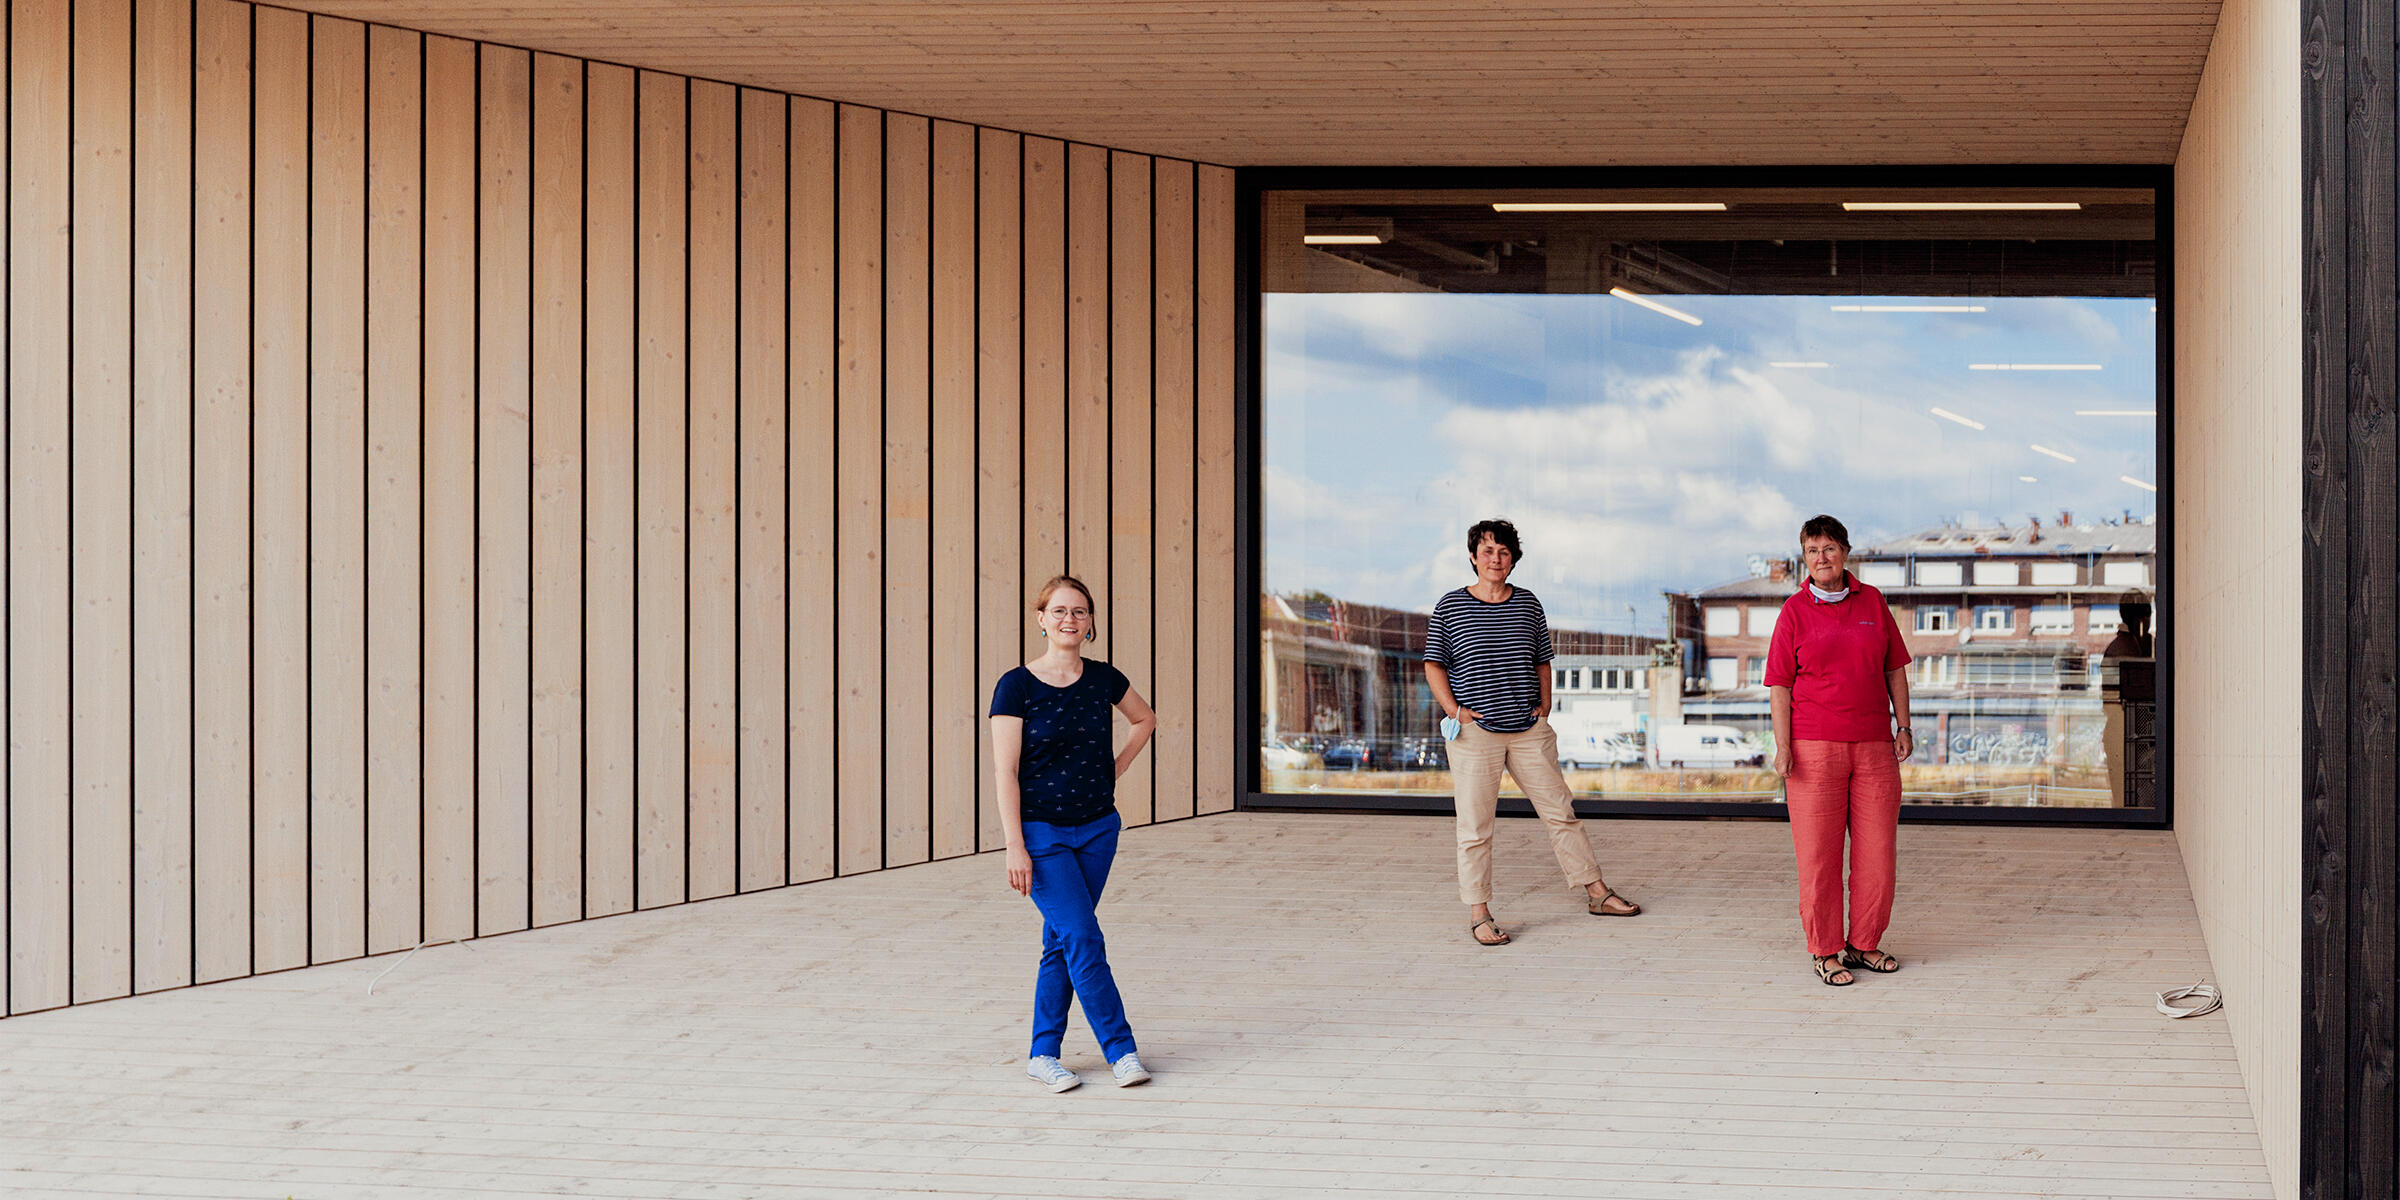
[1260,187,2158,809]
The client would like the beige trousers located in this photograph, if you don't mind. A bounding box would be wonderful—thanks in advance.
[1448,717,1603,904]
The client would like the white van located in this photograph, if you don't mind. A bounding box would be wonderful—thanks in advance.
[1556,727,1641,769]
[1652,723,1764,769]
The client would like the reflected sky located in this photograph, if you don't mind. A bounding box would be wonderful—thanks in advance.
[1264,292,2159,633]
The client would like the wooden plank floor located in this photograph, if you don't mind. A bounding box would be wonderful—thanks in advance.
[0,813,2270,1199]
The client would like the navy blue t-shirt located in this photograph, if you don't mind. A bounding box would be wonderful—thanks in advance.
[990,659,1130,827]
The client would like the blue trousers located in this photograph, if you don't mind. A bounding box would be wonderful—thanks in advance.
[1024,811,1137,1061]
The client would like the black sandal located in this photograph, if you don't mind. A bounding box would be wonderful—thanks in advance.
[1469,915,1510,946]
[1813,954,1855,986]
[1842,945,1899,973]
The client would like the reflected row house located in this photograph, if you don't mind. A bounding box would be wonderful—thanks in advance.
[1685,518,2157,796]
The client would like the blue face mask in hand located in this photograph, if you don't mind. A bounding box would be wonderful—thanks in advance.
[1440,716,1463,741]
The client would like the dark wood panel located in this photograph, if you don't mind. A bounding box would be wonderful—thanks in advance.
[2304,0,2399,1194]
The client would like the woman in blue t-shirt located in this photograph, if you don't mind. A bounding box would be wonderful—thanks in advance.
[989,574,1158,1093]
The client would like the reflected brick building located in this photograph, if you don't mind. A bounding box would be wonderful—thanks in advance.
[1680,517,2157,772]
[1260,593,1658,756]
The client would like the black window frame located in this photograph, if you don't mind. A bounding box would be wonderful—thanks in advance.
[1233,164,2175,829]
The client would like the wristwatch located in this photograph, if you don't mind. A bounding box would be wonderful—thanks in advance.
[1895,725,1913,734]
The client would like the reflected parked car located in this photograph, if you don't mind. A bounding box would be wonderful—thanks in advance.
[1652,723,1766,768]
[1320,739,1376,771]
[1399,736,1449,770]
[1260,737,1319,772]
[1558,731,1642,770]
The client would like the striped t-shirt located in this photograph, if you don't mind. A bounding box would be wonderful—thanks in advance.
[1423,585,1555,734]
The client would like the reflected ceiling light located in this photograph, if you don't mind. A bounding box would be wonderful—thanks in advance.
[1303,233,1384,245]
[1493,202,1727,212]
[1830,304,1986,313]
[2030,444,2078,463]
[1608,286,1702,326]
[1929,407,1986,430]
[1768,361,1831,368]
[2076,409,2156,416]
[1841,201,2083,211]
[2122,475,2158,492]
[2019,475,2039,483]
[1970,363,2103,371]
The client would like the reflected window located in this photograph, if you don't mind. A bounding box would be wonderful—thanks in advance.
[2103,561,2151,587]
[2031,604,2076,634]
[1259,184,2160,810]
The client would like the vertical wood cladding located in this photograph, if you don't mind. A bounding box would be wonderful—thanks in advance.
[0,0,1236,1016]
[2303,0,2400,1194]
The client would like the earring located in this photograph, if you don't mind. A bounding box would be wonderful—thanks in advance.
[1086,628,1096,643]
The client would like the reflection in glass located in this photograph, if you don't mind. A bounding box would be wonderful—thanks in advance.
[1260,189,2159,809]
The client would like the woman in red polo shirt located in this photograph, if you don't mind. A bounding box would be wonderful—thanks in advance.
[1764,514,1913,987]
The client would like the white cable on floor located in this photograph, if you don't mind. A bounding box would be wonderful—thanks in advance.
[2156,981,2222,1018]
[368,936,474,996]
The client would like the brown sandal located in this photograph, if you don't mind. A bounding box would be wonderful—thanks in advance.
[1587,886,1641,917]
[1813,954,1855,986]
[1842,945,1899,973]
[1469,915,1510,946]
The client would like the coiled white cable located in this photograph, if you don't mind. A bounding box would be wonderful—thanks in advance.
[2156,981,2222,1019]
[367,936,474,996]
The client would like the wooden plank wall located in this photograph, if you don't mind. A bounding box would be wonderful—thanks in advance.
[2172,0,2302,1193]
[0,0,1237,1017]
[2299,0,2397,1193]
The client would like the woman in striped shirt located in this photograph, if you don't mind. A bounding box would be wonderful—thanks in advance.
[1424,519,1640,946]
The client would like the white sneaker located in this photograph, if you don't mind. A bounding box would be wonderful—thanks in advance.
[1111,1052,1152,1087]
[1026,1055,1081,1093]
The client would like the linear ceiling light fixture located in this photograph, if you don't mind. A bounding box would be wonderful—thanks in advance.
[2030,444,2078,463]
[1768,361,1831,368]
[2122,476,2158,492]
[1608,286,1703,326]
[2018,475,2039,483]
[1493,202,1728,212]
[1830,304,1986,313]
[1971,363,2103,371]
[1303,233,1385,245]
[1929,407,1986,430]
[1842,201,2083,211]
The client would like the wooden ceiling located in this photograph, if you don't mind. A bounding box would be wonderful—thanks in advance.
[274,1,2225,166]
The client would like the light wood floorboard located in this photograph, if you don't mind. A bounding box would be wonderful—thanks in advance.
[0,814,2269,1198]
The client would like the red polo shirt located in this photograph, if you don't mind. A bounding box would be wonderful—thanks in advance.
[1763,573,1912,743]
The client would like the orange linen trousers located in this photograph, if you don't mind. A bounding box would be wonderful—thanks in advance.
[1784,738,1902,957]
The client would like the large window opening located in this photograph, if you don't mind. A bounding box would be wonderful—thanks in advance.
[1252,180,2163,817]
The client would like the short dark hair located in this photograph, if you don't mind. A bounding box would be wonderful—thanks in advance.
[1466,518,1523,562]
[1799,514,1851,551]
